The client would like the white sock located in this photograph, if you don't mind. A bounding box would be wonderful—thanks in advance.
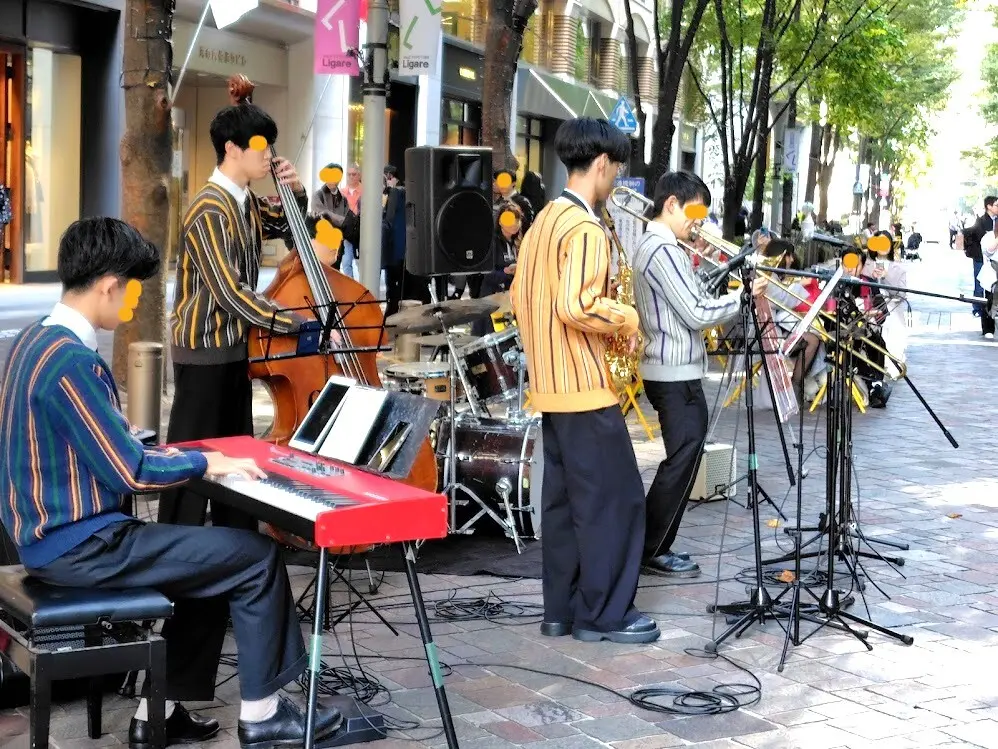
[134,698,176,722]
[240,694,281,723]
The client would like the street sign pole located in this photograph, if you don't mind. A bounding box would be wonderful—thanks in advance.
[359,0,389,293]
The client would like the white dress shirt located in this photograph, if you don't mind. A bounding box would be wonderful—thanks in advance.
[42,303,98,351]
[209,168,249,209]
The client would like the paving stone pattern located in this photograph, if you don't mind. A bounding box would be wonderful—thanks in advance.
[4,255,998,748]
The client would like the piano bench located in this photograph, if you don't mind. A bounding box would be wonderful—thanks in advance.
[0,565,173,748]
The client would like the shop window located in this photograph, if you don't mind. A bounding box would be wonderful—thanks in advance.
[24,49,81,274]
[442,0,487,45]
[514,116,544,184]
[347,103,393,170]
[441,98,481,146]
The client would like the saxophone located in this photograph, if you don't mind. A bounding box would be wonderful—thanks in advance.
[601,206,641,393]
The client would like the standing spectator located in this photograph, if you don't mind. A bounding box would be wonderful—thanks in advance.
[960,196,998,334]
[340,164,363,280]
[949,211,961,248]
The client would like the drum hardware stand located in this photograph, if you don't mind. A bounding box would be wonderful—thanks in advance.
[503,349,532,424]
[428,285,522,545]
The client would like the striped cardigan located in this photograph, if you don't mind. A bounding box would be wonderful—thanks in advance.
[0,324,208,569]
[632,221,741,382]
[170,184,308,365]
[510,200,639,413]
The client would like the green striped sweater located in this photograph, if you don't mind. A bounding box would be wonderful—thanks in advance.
[0,323,208,568]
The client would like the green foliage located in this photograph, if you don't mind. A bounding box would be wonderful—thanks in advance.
[979,41,998,176]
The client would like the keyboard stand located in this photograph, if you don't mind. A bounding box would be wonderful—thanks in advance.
[303,543,459,749]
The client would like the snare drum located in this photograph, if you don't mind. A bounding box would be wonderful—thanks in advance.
[457,328,525,404]
[436,416,542,540]
[383,362,459,401]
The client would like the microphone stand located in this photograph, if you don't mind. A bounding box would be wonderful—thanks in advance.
[706,263,791,651]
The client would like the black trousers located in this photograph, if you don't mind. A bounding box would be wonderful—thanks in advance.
[160,361,256,529]
[541,406,645,632]
[984,290,996,335]
[643,380,708,560]
[27,520,306,701]
[157,360,259,699]
[384,263,405,318]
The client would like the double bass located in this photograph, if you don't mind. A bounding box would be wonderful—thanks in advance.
[226,76,438,547]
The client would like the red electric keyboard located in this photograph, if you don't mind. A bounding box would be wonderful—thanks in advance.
[172,435,448,548]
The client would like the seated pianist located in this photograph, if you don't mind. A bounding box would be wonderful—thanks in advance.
[0,218,344,749]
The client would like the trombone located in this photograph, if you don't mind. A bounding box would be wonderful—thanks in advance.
[608,186,906,379]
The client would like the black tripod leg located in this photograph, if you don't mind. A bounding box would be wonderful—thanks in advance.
[401,543,459,749]
[751,484,788,521]
[832,609,912,646]
[850,529,909,552]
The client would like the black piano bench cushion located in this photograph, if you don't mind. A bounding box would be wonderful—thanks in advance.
[0,566,173,629]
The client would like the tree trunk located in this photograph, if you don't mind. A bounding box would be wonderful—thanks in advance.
[482,0,537,173]
[112,0,174,385]
[816,125,840,225]
[750,134,767,231]
[780,94,797,235]
[804,122,821,204]
[622,0,647,177]
[721,178,742,239]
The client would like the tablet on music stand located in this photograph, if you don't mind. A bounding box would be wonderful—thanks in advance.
[780,265,843,358]
[288,375,356,453]
[317,385,389,465]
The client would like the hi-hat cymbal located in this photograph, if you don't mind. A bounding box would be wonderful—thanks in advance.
[386,298,500,334]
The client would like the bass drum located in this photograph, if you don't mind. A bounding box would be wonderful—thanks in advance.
[435,416,543,540]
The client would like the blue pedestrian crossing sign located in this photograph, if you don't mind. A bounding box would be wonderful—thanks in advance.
[609,96,638,134]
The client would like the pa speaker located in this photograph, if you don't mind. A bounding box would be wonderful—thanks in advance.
[404,146,495,276]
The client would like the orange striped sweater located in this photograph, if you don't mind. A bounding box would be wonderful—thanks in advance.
[510,200,639,413]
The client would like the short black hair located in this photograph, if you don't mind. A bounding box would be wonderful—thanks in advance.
[554,118,630,174]
[652,171,711,217]
[325,162,343,173]
[493,168,516,180]
[384,165,399,178]
[58,217,160,292]
[209,103,278,165]
[763,237,794,259]
[986,196,997,209]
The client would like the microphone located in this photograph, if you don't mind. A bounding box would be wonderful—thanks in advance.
[704,244,756,293]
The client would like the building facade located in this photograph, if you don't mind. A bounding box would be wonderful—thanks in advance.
[0,0,703,282]
[0,0,124,283]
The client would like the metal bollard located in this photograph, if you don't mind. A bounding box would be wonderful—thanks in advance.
[127,342,164,439]
[394,300,422,362]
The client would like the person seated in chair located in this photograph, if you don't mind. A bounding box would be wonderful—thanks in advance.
[0,217,344,749]
[472,201,522,337]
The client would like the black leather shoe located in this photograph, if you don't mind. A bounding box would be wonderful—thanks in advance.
[643,552,701,578]
[129,704,220,748]
[237,694,343,748]
[539,621,572,637]
[573,614,661,644]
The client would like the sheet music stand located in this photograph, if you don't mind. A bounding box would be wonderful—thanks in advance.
[250,299,393,364]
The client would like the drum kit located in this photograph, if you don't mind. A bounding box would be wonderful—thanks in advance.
[385,296,541,552]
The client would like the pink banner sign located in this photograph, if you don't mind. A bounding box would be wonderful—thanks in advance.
[314,0,360,75]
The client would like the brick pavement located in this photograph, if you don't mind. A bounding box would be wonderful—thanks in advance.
[4,253,998,748]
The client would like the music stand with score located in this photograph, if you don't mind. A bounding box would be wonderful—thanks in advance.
[780,265,843,358]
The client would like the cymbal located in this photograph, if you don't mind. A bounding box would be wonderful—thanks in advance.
[386,298,500,334]
[483,291,512,315]
[418,333,479,348]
